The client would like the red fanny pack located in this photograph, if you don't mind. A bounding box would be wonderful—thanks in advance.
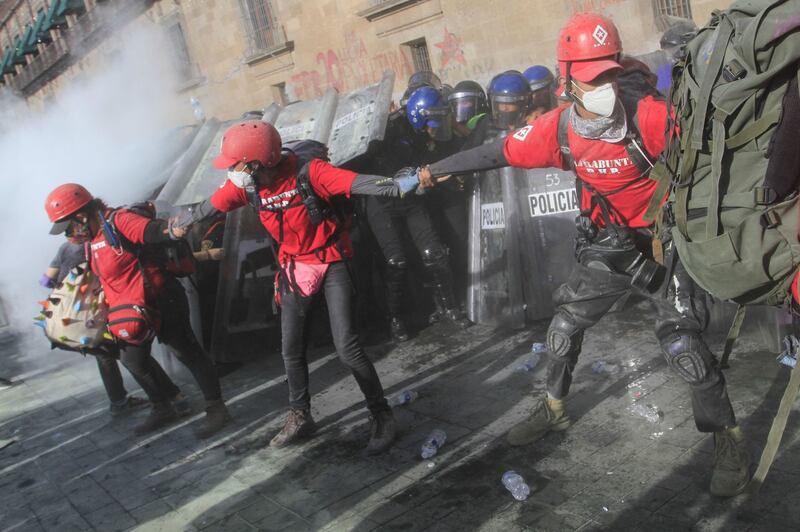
[106,304,160,345]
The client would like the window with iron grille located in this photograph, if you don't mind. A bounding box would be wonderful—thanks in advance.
[652,0,692,20]
[239,0,285,55]
[405,38,431,73]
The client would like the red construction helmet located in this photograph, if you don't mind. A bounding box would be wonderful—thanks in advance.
[557,13,623,83]
[212,120,282,170]
[45,183,93,234]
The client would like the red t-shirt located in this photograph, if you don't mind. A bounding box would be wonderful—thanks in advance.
[210,155,358,265]
[504,96,667,228]
[89,209,166,309]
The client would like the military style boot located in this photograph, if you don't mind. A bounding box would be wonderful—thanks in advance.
[109,395,149,417]
[710,426,751,496]
[366,408,397,455]
[506,395,572,446]
[195,399,232,439]
[134,402,179,435]
[390,316,410,343]
[270,408,317,448]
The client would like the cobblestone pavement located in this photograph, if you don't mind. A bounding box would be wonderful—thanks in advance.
[1,299,799,532]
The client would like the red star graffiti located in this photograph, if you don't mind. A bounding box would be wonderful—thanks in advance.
[434,27,466,68]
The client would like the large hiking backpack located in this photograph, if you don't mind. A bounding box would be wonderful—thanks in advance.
[34,262,111,354]
[653,0,800,307]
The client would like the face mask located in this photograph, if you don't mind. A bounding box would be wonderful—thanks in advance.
[228,168,254,189]
[572,82,617,118]
[66,219,91,244]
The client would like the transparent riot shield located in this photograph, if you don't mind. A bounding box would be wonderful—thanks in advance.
[467,135,526,329]
[328,70,394,166]
[516,168,579,321]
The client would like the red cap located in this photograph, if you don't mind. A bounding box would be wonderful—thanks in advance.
[559,57,623,83]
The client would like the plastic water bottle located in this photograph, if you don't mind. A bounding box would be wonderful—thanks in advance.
[388,390,418,407]
[631,403,663,423]
[531,342,547,354]
[190,97,205,122]
[592,360,620,374]
[516,343,547,372]
[502,471,531,501]
[420,429,447,459]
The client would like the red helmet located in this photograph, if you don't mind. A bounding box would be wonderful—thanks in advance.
[557,13,623,83]
[212,120,282,170]
[45,183,93,234]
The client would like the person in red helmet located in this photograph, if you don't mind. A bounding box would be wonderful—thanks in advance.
[45,184,231,438]
[419,13,749,496]
[173,120,425,454]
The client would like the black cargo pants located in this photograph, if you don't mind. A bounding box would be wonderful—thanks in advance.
[545,238,737,433]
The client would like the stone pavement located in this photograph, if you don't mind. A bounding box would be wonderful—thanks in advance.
[1,299,799,532]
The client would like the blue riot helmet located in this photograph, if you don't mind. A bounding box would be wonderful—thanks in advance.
[488,70,532,130]
[523,65,556,115]
[406,86,453,141]
[400,70,443,107]
[448,80,488,124]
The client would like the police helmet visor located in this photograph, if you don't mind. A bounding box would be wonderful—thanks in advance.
[451,96,479,123]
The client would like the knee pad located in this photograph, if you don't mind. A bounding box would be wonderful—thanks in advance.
[386,257,408,270]
[547,313,584,358]
[661,334,709,384]
[421,247,448,267]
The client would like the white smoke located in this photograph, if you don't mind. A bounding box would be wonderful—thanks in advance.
[0,20,188,347]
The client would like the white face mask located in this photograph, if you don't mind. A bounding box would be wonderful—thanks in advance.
[573,82,617,118]
[227,168,254,189]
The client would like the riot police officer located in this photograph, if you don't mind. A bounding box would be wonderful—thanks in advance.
[523,65,558,121]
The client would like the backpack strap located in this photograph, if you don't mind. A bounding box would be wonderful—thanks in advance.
[719,305,746,369]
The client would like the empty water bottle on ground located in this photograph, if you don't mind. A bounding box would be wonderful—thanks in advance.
[502,471,531,501]
[777,334,799,369]
[388,390,418,407]
[420,429,447,459]
[630,403,663,423]
[591,360,620,374]
[516,343,547,372]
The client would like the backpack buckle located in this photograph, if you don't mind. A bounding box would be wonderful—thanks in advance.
[761,209,781,229]
[722,59,747,83]
[755,186,779,205]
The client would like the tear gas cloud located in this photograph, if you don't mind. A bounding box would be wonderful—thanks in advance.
[0,21,189,350]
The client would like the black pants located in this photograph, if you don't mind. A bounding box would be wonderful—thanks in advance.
[546,241,736,433]
[425,184,469,298]
[119,279,221,403]
[365,195,453,317]
[95,354,127,404]
[280,261,388,413]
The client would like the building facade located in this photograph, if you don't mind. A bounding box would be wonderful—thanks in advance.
[1,0,731,122]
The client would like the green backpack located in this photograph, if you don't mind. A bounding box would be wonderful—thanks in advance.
[652,0,800,307]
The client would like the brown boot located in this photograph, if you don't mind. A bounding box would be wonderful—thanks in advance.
[195,400,232,439]
[366,408,397,455]
[134,402,178,435]
[506,396,571,446]
[710,426,751,497]
[270,408,317,448]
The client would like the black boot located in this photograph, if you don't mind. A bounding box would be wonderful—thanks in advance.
[195,399,232,439]
[390,317,410,342]
[423,248,471,329]
[366,408,397,454]
[134,402,178,435]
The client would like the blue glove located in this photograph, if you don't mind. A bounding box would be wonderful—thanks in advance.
[393,167,420,198]
[39,274,56,289]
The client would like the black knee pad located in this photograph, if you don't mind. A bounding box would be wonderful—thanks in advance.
[421,247,448,267]
[386,257,408,270]
[661,334,710,384]
[547,313,583,358]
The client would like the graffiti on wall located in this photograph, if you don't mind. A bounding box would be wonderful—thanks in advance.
[568,0,625,13]
[288,32,414,101]
[434,27,466,68]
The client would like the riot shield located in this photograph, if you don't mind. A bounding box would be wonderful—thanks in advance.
[273,88,338,144]
[516,168,579,321]
[467,132,526,328]
[328,70,394,166]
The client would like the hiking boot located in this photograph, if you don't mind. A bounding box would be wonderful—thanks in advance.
[134,402,178,435]
[390,317,410,343]
[194,400,232,439]
[172,394,192,417]
[366,408,397,455]
[109,395,149,417]
[710,426,751,497]
[506,396,571,446]
[270,408,317,448]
